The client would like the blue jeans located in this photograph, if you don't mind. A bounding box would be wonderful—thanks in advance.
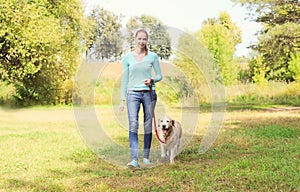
[126,90,157,161]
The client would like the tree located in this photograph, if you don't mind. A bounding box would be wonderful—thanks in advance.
[0,0,88,106]
[174,33,207,95]
[126,15,171,60]
[232,0,300,82]
[88,7,123,61]
[256,23,299,81]
[194,12,242,85]
[287,53,300,82]
[149,23,171,60]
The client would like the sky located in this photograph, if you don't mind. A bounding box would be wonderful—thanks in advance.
[82,0,262,57]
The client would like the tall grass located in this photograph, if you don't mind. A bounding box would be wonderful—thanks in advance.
[226,81,300,106]
[0,82,15,106]
[1,62,300,108]
[92,79,300,108]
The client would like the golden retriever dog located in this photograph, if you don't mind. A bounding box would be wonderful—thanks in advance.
[158,115,182,164]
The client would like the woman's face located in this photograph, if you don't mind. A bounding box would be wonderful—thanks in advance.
[135,31,148,49]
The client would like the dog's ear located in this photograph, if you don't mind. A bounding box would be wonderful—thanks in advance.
[171,120,175,126]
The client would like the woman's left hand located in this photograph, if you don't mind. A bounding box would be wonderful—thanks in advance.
[144,78,153,86]
[119,100,125,112]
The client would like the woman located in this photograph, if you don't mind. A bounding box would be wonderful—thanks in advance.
[120,29,163,169]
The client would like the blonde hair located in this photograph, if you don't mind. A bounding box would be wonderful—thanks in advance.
[135,29,149,55]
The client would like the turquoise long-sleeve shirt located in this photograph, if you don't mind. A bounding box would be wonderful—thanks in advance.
[120,51,163,100]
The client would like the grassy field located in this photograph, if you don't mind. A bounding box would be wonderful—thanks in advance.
[0,105,299,191]
[1,62,300,191]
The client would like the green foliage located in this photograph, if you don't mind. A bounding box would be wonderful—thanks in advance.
[194,12,242,85]
[256,23,300,81]
[156,76,194,105]
[94,78,117,105]
[173,32,215,102]
[237,66,252,83]
[72,63,96,106]
[233,0,300,82]
[88,7,123,61]
[0,0,88,106]
[249,56,268,84]
[126,15,172,60]
[232,0,299,25]
[149,23,171,60]
[0,81,14,105]
[287,53,300,82]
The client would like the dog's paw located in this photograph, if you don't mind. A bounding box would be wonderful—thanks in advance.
[158,156,169,164]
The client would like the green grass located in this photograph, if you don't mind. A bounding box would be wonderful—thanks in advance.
[226,81,300,107]
[0,106,299,191]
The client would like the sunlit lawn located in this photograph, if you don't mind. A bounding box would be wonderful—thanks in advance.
[0,105,299,191]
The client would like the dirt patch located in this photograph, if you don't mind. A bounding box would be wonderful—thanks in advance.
[264,107,300,112]
[0,108,75,122]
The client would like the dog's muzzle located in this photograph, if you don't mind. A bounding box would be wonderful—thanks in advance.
[162,125,168,135]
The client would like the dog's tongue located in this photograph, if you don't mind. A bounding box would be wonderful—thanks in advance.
[163,130,167,134]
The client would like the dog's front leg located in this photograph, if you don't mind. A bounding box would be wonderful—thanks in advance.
[160,144,167,158]
[170,147,177,164]
[175,143,180,156]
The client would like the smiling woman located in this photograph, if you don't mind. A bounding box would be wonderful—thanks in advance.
[74,25,225,169]
[119,28,163,169]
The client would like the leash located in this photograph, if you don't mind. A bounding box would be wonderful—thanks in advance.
[149,84,165,144]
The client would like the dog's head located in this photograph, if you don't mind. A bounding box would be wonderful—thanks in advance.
[158,116,175,138]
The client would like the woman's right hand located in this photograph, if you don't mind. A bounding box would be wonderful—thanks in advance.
[119,100,125,112]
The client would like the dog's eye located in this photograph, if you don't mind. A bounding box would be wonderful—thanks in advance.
[166,120,169,123]
[160,120,163,122]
